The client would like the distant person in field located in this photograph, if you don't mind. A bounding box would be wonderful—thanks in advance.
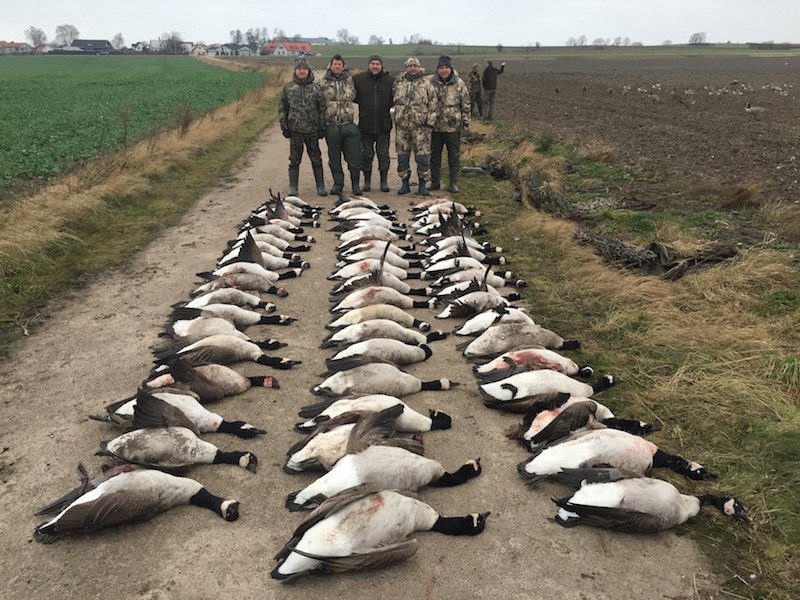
[279,57,328,196]
[319,54,362,195]
[482,59,506,121]
[392,56,437,196]
[429,55,470,193]
[353,55,395,192]
[468,63,482,117]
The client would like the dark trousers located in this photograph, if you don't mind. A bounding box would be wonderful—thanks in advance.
[361,132,391,173]
[483,89,497,120]
[288,133,323,168]
[431,131,461,184]
[469,91,482,117]
[325,123,361,184]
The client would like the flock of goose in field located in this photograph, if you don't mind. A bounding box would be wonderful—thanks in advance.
[31,187,748,583]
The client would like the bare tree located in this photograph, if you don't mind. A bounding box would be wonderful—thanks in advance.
[631,41,644,46]
[54,24,79,47]
[368,34,385,45]
[112,33,125,50]
[273,28,286,40]
[25,26,47,46]
[623,36,631,46]
[613,36,622,46]
[592,38,607,46]
[229,29,243,45]
[292,33,302,41]
[662,39,672,46]
[161,31,184,54]
[496,43,504,52]
[245,29,259,45]
[688,32,707,44]
[336,28,359,45]
[577,35,587,46]
[566,37,577,46]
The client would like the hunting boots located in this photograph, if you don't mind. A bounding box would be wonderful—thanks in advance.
[398,175,411,195]
[288,167,299,196]
[379,170,390,192]
[350,169,362,195]
[429,166,441,191]
[448,172,460,194]
[312,165,328,196]
[418,177,430,196]
[362,169,372,192]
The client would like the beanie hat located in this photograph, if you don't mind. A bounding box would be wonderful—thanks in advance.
[437,55,453,69]
[404,56,420,67]
[368,54,383,65]
[294,57,310,69]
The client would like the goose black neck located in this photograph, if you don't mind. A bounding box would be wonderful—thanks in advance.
[190,487,225,514]
[431,515,481,536]
[698,494,727,511]
[421,379,446,391]
[602,418,656,436]
[214,450,246,466]
[652,449,714,480]
[430,462,480,487]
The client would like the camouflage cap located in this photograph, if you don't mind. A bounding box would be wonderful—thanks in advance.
[404,56,421,67]
[294,57,310,69]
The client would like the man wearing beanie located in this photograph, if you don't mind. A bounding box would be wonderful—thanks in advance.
[319,54,362,195]
[392,56,437,196]
[481,59,506,121]
[279,57,328,196]
[468,63,482,118]
[429,55,470,193]
[353,55,395,192]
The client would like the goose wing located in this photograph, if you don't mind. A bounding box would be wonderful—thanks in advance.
[345,405,404,454]
[481,390,571,413]
[554,467,643,488]
[132,389,200,435]
[529,401,598,447]
[552,497,666,533]
[320,355,398,376]
[284,540,418,580]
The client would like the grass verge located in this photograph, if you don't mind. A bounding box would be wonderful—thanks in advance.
[0,66,288,352]
[459,128,800,599]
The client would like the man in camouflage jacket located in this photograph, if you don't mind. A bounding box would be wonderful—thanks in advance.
[392,56,438,196]
[429,55,471,193]
[467,63,482,117]
[279,57,328,196]
[319,54,362,195]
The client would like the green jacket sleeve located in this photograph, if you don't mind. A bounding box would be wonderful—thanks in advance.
[460,80,471,129]
[426,81,438,129]
[279,88,289,131]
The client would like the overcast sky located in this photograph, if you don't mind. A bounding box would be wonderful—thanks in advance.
[3,0,799,46]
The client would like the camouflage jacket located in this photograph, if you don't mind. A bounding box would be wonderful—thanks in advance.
[467,69,481,93]
[279,72,326,134]
[430,71,471,132]
[392,71,437,130]
[319,69,356,125]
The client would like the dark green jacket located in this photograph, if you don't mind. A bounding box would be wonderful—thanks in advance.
[279,71,326,135]
[353,69,395,135]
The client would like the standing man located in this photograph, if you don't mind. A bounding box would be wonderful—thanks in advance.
[319,54,362,195]
[429,55,470,193]
[467,63,482,118]
[393,57,437,196]
[353,55,395,192]
[279,57,328,196]
[482,59,506,121]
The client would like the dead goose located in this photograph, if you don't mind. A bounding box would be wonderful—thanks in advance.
[338,224,411,245]
[295,394,451,433]
[553,473,747,533]
[206,260,302,282]
[192,273,288,298]
[463,321,579,358]
[435,291,520,319]
[328,338,432,366]
[744,102,766,119]
[455,307,534,336]
[182,288,274,311]
[328,258,410,282]
[271,485,488,582]
[237,230,311,252]
[479,369,614,402]
[327,304,431,331]
[97,426,258,472]
[164,314,248,344]
[171,306,295,330]
[330,270,415,297]
[33,466,239,543]
[320,319,447,349]
[421,256,503,279]
[249,223,314,243]
[430,268,525,289]
[218,234,308,271]
[312,356,455,398]
[517,428,716,484]
[330,286,434,313]
[153,334,300,369]
[337,249,420,270]
[286,408,480,511]
[90,387,266,439]
[475,347,593,380]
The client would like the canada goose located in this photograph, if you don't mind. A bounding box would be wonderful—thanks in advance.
[218,234,308,271]
[153,334,299,369]
[163,314,248,344]
[744,102,766,119]
[425,243,495,265]
[435,291,519,319]
[312,356,455,398]
[238,231,310,252]
[475,347,593,380]
[90,387,266,439]
[328,259,410,282]
[421,256,505,279]
[455,307,535,336]
[250,223,314,243]
[181,288,274,311]
[429,268,524,289]
[337,249,420,270]
[553,472,747,533]
[431,280,501,301]
[206,260,301,282]
[286,408,480,511]
[331,216,404,235]
[340,239,416,259]
[479,369,614,402]
[98,426,258,472]
[331,209,396,224]
[181,304,294,328]
[330,270,415,297]
[422,235,492,253]
[33,465,239,543]
[330,286,434,314]
[328,338,432,366]
[338,224,411,245]
[192,273,288,298]
[462,321,579,358]
[146,358,279,403]
[517,428,716,484]
[419,201,478,217]
[331,198,382,212]
[272,485,489,582]
[320,319,446,349]
[284,408,423,473]
[295,394,451,433]
[327,304,431,331]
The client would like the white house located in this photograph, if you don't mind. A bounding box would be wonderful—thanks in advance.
[0,41,33,55]
[131,41,148,52]
[191,44,207,56]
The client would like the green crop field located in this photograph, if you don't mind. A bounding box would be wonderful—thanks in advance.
[0,56,267,190]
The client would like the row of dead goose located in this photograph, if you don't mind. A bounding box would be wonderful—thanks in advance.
[33,192,315,543]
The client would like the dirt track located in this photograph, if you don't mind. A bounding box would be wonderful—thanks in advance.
[0,124,716,599]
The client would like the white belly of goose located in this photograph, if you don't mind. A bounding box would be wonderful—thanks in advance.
[322,320,426,347]
[456,307,533,336]
[331,338,430,365]
[480,369,595,400]
[297,395,435,432]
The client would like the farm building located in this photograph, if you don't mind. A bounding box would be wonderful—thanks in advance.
[294,36,335,45]
[72,39,114,53]
[191,44,207,56]
[0,41,33,55]
[131,42,148,52]
[262,40,313,56]
[237,44,260,57]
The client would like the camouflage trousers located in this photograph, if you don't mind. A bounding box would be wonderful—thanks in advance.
[395,126,431,181]
[469,91,482,117]
[288,133,323,168]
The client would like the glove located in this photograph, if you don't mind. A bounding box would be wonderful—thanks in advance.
[282,129,291,139]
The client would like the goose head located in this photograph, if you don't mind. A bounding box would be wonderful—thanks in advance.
[700,495,749,523]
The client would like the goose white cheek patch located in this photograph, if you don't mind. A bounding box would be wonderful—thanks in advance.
[723,498,736,516]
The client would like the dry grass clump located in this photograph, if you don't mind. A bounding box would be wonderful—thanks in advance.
[0,65,290,277]
[718,181,766,209]
[577,140,619,163]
